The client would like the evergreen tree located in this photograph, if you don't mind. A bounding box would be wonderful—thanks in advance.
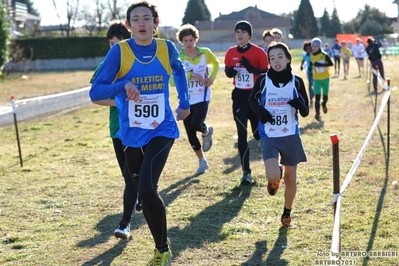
[359,20,383,36]
[0,1,9,69]
[199,0,211,21]
[290,10,298,37]
[330,7,342,37]
[342,4,393,35]
[342,20,357,34]
[319,9,331,37]
[182,0,211,26]
[292,0,318,38]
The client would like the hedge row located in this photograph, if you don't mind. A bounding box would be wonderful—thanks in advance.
[10,36,110,61]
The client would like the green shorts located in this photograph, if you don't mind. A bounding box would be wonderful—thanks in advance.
[313,77,330,96]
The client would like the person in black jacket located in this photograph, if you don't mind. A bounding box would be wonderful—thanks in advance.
[249,41,308,228]
[365,38,385,94]
[224,20,270,185]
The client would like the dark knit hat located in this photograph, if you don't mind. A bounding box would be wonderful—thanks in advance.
[234,20,252,37]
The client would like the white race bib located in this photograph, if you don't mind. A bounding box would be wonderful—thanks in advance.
[315,60,326,73]
[265,105,295,138]
[188,79,205,93]
[235,68,254,89]
[262,76,298,138]
[128,93,165,129]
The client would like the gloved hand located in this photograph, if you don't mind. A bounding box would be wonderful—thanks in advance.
[259,109,275,124]
[287,98,304,110]
[225,67,238,78]
[240,56,253,73]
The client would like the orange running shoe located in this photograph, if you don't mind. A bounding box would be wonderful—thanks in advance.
[267,165,283,196]
[267,179,280,196]
[281,215,292,228]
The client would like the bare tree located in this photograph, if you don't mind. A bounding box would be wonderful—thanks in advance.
[107,0,123,21]
[51,0,125,35]
[52,0,80,37]
[80,3,96,36]
[52,0,65,36]
[94,0,106,33]
[79,0,105,35]
[66,0,80,37]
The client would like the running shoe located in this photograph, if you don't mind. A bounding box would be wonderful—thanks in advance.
[196,158,209,174]
[113,220,130,239]
[281,215,292,228]
[202,126,213,152]
[240,171,253,185]
[322,102,328,114]
[267,165,283,196]
[135,196,142,214]
[149,248,172,266]
[315,113,321,121]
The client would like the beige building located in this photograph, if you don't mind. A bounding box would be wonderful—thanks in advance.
[196,5,291,43]
[192,5,291,51]
[3,0,41,38]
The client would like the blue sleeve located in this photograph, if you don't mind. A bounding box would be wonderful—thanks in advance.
[89,44,128,101]
[167,41,190,109]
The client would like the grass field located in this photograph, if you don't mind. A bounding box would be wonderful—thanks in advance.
[0,71,92,106]
[0,57,398,265]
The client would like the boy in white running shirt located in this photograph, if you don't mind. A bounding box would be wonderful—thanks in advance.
[249,42,309,228]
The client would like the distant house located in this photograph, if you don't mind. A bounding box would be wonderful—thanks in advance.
[4,0,41,38]
[158,26,179,41]
[193,5,291,50]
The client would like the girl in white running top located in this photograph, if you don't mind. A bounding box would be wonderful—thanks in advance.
[352,38,366,77]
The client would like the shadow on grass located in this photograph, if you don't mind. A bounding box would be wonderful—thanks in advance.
[223,138,263,175]
[81,240,128,266]
[242,227,288,265]
[75,173,198,265]
[300,120,324,132]
[77,213,123,248]
[167,184,253,262]
[361,123,390,266]
[366,89,380,115]
[263,227,289,266]
[76,212,145,266]
[76,213,146,248]
[76,165,257,264]
[162,173,199,207]
[242,240,268,266]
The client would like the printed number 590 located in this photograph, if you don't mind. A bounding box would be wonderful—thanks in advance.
[135,104,159,118]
